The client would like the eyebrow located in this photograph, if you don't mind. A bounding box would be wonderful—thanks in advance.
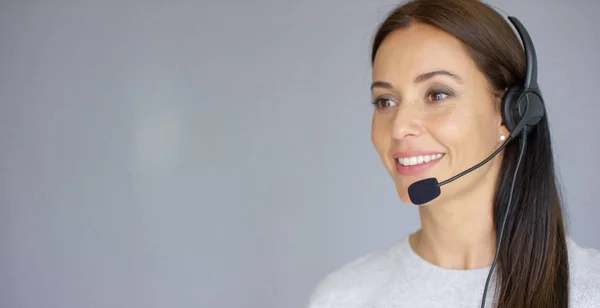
[370,70,463,90]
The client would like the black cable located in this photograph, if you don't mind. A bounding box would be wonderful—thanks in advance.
[480,131,528,308]
[439,137,513,186]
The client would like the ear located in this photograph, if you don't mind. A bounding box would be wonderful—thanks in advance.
[498,123,510,144]
[494,88,510,143]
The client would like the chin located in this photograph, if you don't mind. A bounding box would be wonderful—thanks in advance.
[394,183,413,205]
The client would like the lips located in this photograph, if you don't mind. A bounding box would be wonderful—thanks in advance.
[393,151,445,176]
[397,153,443,166]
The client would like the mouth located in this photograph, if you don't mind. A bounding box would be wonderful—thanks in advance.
[397,153,444,166]
[393,153,445,176]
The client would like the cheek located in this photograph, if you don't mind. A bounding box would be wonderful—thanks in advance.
[425,106,497,158]
[425,110,471,148]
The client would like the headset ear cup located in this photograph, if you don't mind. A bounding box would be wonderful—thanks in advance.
[502,86,523,134]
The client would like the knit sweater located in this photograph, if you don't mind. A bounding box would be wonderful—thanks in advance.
[307,235,600,307]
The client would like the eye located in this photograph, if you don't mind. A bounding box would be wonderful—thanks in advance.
[428,91,449,102]
[372,97,397,110]
[427,89,454,103]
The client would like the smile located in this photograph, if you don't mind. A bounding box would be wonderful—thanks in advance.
[393,152,446,176]
[397,153,444,166]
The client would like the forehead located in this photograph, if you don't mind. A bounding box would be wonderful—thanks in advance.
[372,22,479,83]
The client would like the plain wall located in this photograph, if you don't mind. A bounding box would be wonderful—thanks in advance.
[1,0,598,307]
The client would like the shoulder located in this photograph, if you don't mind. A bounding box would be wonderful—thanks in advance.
[306,238,407,308]
[567,237,600,306]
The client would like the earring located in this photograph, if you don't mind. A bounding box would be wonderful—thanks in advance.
[500,135,506,141]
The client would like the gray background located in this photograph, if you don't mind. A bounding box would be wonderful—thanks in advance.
[1,0,598,307]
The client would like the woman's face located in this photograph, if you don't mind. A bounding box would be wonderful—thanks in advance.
[371,22,509,206]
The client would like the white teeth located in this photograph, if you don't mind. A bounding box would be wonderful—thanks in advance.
[397,153,444,166]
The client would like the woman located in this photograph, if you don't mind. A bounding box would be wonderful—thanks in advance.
[308,0,600,307]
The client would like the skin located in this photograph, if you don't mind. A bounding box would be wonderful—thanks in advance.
[371,22,511,270]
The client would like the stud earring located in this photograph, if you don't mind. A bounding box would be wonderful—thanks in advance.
[500,135,506,141]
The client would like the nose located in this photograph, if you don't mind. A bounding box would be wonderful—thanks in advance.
[391,104,424,141]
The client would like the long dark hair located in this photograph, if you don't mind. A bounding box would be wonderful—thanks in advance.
[370,0,570,307]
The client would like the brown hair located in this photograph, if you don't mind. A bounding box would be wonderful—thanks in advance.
[370,0,570,307]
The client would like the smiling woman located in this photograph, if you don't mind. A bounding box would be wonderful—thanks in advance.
[307,0,600,307]
[371,21,505,215]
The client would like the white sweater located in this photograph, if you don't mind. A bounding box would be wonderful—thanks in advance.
[307,236,600,308]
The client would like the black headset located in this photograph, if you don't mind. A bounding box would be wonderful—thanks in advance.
[502,17,546,139]
[480,16,546,308]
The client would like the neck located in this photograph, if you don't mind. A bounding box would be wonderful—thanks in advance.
[410,191,498,270]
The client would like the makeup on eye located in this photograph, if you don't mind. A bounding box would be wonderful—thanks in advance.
[426,86,456,103]
[371,96,397,110]
[371,85,456,110]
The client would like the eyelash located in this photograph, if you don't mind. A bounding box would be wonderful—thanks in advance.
[371,89,455,110]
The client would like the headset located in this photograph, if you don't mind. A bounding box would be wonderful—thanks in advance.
[406,16,546,206]
[480,16,546,308]
[501,16,545,140]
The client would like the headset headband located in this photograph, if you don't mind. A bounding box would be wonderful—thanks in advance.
[507,16,538,90]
